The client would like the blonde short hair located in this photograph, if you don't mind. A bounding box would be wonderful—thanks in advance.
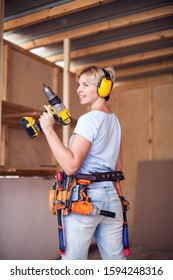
[76,65,115,100]
[76,65,115,86]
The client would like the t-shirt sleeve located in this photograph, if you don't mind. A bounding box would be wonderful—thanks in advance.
[73,114,99,143]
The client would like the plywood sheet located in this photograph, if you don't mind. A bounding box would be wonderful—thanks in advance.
[132,160,173,251]
[0,177,58,260]
[153,83,173,159]
[9,49,58,110]
[7,127,60,166]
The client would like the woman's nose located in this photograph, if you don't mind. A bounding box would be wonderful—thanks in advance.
[77,86,82,94]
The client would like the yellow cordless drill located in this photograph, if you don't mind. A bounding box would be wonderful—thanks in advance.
[20,84,71,138]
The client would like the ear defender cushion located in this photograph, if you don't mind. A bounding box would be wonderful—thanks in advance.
[97,69,113,98]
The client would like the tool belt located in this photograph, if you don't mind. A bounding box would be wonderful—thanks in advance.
[75,170,124,182]
[48,170,125,216]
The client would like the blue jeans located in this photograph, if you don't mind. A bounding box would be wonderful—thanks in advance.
[61,183,125,260]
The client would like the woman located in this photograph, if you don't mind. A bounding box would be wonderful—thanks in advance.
[39,65,125,260]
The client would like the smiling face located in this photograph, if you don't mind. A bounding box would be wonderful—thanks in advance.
[77,74,99,106]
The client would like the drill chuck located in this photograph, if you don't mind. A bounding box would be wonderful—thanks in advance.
[43,83,57,100]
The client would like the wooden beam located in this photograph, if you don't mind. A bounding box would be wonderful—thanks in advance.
[47,29,173,63]
[3,39,62,69]
[115,73,173,90]
[2,111,41,119]
[0,0,4,164]
[148,87,153,161]
[116,60,173,78]
[62,38,70,147]
[4,0,113,32]
[2,44,10,99]
[1,44,11,165]
[71,47,173,72]
[19,5,173,50]
[1,100,43,129]
[2,100,42,115]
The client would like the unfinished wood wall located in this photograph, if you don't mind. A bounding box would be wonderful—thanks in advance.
[1,42,84,167]
[110,75,173,240]
[2,42,61,167]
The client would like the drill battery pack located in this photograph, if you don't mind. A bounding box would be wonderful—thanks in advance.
[20,117,42,138]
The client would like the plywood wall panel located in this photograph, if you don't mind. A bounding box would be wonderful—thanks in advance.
[110,77,173,244]
[132,160,173,250]
[9,49,59,110]
[114,87,149,233]
[153,83,173,159]
[2,44,66,167]
[0,177,58,260]
[7,128,59,166]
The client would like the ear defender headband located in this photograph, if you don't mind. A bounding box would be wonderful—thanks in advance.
[97,68,113,98]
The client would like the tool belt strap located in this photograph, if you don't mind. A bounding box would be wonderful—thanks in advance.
[75,171,124,183]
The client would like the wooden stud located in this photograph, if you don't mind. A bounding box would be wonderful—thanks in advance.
[148,87,153,161]
[63,38,71,147]
[0,0,4,164]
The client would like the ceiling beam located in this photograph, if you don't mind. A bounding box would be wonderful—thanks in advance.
[19,5,173,50]
[4,0,113,32]
[46,29,173,62]
[116,60,173,78]
[71,47,173,72]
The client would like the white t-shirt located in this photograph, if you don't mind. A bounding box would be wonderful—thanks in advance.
[69,110,121,176]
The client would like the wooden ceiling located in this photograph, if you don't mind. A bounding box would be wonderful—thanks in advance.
[3,0,173,82]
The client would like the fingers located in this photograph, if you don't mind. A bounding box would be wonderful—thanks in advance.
[39,105,53,121]
[44,105,53,117]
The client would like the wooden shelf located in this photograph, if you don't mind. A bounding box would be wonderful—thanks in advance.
[2,100,42,127]
[2,100,77,127]
[0,165,58,177]
[1,101,77,176]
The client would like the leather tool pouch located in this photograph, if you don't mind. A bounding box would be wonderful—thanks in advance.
[48,176,76,215]
[48,190,58,215]
[48,189,68,215]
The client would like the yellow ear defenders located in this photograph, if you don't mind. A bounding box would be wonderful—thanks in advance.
[97,68,113,98]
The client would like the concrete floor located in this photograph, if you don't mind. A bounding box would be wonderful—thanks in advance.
[88,243,173,260]
[56,245,173,260]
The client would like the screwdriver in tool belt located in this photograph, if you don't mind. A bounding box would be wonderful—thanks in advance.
[56,171,65,255]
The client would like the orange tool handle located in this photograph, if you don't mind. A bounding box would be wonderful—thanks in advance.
[71,201,93,215]
[77,179,91,185]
